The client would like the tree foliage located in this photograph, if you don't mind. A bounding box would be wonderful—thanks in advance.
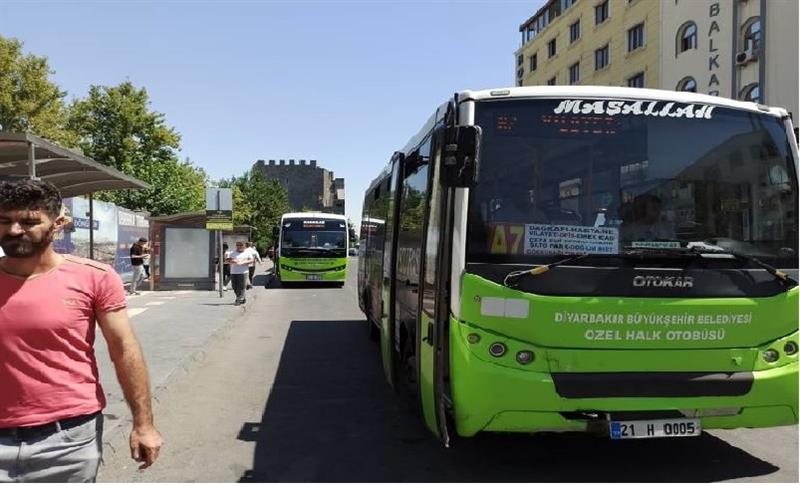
[0,35,75,145]
[67,82,206,215]
[220,169,291,250]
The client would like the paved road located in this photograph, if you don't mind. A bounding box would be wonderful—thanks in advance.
[99,259,798,482]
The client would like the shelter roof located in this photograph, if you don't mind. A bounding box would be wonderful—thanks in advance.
[0,132,150,197]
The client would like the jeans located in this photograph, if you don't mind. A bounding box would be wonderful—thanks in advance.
[230,273,247,303]
[248,266,255,287]
[130,265,145,293]
[0,414,103,483]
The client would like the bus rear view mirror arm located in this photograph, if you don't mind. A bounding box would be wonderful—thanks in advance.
[442,125,482,188]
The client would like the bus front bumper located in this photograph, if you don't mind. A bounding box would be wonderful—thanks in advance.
[450,320,799,437]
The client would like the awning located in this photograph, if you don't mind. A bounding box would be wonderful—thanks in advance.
[0,132,150,197]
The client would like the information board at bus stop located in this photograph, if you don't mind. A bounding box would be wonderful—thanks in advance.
[206,188,233,230]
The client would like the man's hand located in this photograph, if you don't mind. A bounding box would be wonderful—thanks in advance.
[130,425,163,469]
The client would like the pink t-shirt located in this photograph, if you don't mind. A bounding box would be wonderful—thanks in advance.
[0,255,127,427]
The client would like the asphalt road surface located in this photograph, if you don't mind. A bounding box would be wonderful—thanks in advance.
[99,259,798,482]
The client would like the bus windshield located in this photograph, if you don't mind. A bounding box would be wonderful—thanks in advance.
[467,98,798,267]
[281,218,347,257]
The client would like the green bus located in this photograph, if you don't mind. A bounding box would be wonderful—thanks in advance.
[274,212,348,285]
[358,86,798,444]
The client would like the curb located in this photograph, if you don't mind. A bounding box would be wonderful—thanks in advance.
[100,271,266,456]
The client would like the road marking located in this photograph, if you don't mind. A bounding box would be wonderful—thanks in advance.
[174,291,191,295]
[158,296,177,300]
[145,301,165,306]
[128,308,148,317]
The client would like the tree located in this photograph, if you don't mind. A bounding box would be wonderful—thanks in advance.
[347,218,357,245]
[0,35,75,145]
[67,82,206,215]
[219,169,290,250]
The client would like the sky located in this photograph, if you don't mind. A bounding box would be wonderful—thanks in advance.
[0,0,544,231]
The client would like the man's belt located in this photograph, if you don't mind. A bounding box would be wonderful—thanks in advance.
[0,412,100,441]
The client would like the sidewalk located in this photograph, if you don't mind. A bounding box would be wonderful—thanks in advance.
[97,261,272,445]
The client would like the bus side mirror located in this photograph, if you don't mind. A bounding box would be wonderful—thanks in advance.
[272,226,279,239]
[441,125,481,188]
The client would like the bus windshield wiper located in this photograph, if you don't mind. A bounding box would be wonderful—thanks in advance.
[503,253,590,288]
[686,245,797,286]
[621,245,797,286]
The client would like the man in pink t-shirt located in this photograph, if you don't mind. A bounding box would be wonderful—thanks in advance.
[0,179,163,482]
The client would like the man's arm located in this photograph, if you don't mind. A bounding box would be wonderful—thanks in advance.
[97,309,163,469]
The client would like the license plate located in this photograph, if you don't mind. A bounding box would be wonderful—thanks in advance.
[609,418,701,439]
[305,274,322,281]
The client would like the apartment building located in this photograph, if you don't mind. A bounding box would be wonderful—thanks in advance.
[516,0,798,119]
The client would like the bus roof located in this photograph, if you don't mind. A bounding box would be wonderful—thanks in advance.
[457,86,789,119]
[280,212,348,222]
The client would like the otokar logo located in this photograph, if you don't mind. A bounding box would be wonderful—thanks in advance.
[633,275,694,288]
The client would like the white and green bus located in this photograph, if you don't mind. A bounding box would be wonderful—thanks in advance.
[274,212,348,285]
[358,86,798,444]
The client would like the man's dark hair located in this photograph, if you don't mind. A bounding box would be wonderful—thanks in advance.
[0,179,63,219]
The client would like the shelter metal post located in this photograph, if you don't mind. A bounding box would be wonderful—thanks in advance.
[88,194,94,260]
[27,142,35,179]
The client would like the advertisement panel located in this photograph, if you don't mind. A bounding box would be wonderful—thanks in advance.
[71,197,118,266]
[53,197,76,254]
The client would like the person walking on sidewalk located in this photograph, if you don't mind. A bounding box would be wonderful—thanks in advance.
[129,237,147,295]
[226,240,253,305]
[0,179,163,482]
[244,241,261,289]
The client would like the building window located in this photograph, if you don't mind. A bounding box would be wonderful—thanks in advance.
[548,38,557,58]
[628,23,645,52]
[740,83,760,102]
[595,1,609,25]
[676,76,697,92]
[677,22,697,54]
[547,76,557,86]
[743,17,761,51]
[562,0,577,9]
[517,54,523,66]
[627,72,645,88]
[517,68,524,80]
[595,44,610,70]
[569,19,581,43]
[569,62,580,84]
[529,53,538,72]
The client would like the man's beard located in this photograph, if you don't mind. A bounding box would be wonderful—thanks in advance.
[0,225,56,258]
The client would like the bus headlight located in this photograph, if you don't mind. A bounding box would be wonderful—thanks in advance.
[467,333,481,344]
[784,341,798,356]
[763,349,780,363]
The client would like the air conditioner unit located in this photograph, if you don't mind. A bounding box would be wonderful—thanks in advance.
[735,46,758,65]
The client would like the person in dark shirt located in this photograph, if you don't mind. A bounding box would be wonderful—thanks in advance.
[129,237,147,295]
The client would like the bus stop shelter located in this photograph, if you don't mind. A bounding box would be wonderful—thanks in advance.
[0,132,150,258]
[148,211,252,290]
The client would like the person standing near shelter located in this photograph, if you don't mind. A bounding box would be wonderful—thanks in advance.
[222,242,231,291]
[0,179,162,482]
[129,237,147,295]
[244,241,261,289]
[226,240,253,305]
[142,241,151,280]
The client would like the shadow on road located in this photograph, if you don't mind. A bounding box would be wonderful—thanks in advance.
[238,320,779,482]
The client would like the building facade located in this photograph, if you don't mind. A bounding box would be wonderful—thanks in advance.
[253,159,345,215]
[516,0,798,120]
[516,0,662,89]
[660,0,798,121]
